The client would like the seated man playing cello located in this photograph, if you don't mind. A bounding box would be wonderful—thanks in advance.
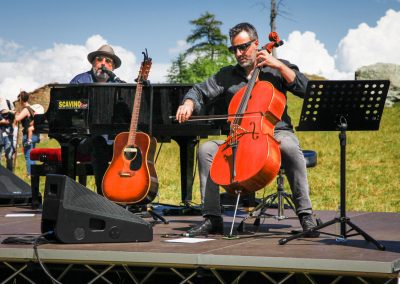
[175,22,319,238]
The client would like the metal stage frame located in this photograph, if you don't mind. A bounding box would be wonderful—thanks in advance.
[0,207,399,284]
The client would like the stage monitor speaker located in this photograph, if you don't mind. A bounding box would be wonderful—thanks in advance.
[0,165,32,205]
[41,174,153,243]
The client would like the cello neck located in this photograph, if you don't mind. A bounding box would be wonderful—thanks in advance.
[233,66,261,125]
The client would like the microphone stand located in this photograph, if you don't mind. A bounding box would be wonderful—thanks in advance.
[101,66,126,83]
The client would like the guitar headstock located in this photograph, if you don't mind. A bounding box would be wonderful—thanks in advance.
[136,49,152,83]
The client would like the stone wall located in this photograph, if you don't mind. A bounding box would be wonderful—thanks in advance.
[13,84,52,145]
[355,63,400,107]
[13,84,51,111]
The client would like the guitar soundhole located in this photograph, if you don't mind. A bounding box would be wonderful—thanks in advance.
[124,146,142,171]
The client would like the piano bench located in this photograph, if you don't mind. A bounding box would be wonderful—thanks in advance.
[29,148,93,209]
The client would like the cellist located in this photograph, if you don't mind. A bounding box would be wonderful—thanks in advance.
[175,22,319,238]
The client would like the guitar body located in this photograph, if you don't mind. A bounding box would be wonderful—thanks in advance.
[102,131,158,204]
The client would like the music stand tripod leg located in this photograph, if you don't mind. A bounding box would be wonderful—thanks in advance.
[279,218,337,245]
[346,219,385,250]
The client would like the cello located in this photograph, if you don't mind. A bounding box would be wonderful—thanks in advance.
[210,32,286,195]
[102,50,158,204]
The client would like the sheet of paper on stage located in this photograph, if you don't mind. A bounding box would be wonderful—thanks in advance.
[5,214,35,217]
[164,237,215,243]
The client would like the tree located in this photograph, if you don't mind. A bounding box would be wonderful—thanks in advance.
[167,12,235,83]
[186,12,228,61]
[166,54,188,84]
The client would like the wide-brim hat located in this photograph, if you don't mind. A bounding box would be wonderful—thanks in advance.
[87,44,121,69]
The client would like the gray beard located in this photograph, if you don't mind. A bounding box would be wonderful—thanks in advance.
[238,56,255,69]
[238,60,252,68]
[93,67,109,82]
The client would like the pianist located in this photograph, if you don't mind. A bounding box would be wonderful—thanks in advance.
[176,22,320,238]
[70,44,123,194]
[70,44,122,84]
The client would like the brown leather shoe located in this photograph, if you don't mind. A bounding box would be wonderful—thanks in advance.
[185,215,223,237]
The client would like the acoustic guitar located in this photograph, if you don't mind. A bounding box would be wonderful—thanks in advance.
[102,50,158,204]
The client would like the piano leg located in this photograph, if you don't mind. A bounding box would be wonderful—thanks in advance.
[60,138,84,181]
[173,136,199,204]
[61,143,77,179]
[30,170,42,209]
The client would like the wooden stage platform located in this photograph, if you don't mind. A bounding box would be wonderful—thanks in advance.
[0,205,399,283]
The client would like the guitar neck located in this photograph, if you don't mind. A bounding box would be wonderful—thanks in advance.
[126,51,152,146]
[128,82,143,145]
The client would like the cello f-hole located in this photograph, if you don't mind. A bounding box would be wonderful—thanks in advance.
[250,121,259,140]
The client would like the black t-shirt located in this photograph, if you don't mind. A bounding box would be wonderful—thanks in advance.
[21,106,35,135]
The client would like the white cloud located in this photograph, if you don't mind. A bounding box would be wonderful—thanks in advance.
[277,9,400,80]
[0,35,169,102]
[336,9,400,72]
[2,9,399,102]
[0,38,22,60]
[168,40,190,55]
[276,31,352,79]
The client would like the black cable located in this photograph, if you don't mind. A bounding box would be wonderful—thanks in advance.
[2,235,41,244]
[33,231,63,284]
[2,231,62,283]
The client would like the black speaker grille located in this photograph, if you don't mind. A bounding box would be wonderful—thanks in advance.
[0,165,31,199]
[62,177,148,225]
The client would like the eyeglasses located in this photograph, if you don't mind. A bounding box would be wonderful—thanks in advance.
[96,56,113,65]
[228,40,255,53]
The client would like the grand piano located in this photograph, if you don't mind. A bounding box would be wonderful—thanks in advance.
[34,83,229,203]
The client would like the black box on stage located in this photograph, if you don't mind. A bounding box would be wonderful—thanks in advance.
[0,165,33,205]
[41,174,153,243]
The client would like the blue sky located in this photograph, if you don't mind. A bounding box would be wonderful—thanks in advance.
[1,0,400,101]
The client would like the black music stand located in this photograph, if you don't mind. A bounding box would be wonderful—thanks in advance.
[279,80,389,250]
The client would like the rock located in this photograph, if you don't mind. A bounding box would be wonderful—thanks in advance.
[355,63,400,107]
[13,84,52,112]
[13,84,53,144]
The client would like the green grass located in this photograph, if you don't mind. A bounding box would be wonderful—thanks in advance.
[6,96,399,212]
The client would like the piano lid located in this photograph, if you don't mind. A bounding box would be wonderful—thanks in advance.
[41,83,227,138]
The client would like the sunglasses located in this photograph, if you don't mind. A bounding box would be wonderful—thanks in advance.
[228,40,255,53]
[96,56,113,65]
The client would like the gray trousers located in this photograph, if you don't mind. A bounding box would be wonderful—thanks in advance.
[199,129,313,217]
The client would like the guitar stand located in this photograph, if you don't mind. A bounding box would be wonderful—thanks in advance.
[148,207,169,224]
[160,202,202,216]
[127,204,169,225]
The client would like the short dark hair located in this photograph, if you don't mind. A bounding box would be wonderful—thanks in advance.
[229,23,258,41]
[18,91,29,103]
